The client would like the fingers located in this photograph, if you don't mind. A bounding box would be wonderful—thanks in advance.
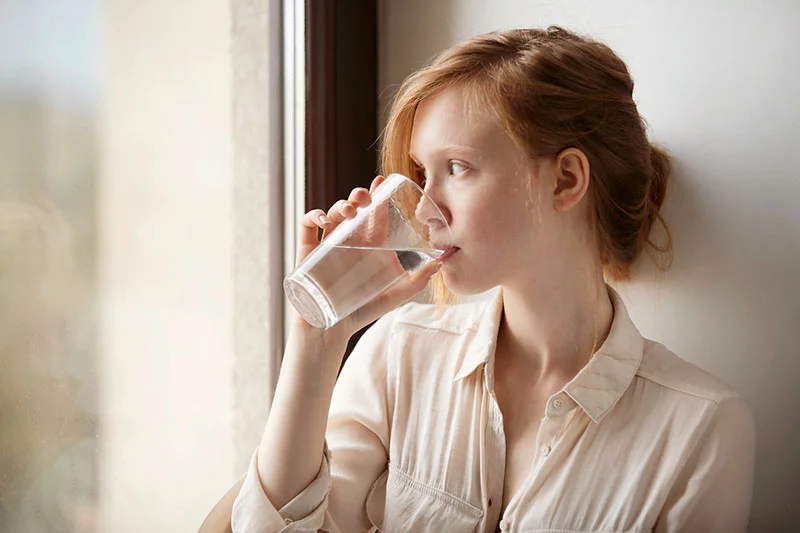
[296,209,330,263]
[369,175,386,194]
[326,199,356,223]
[297,177,387,262]
[348,187,371,207]
[350,259,442,328]
[320,184,376,240]
[321,199,356,241]
[299,209,329,245]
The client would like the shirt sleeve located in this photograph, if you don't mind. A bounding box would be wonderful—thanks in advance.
[655,395,756,533]
[231,444,332,533]
[322,312,395,532]
[231,312,396,533]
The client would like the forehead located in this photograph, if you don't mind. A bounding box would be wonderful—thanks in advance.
[409,87,510,157]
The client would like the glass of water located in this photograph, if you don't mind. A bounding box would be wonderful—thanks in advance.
[284,173,452,329]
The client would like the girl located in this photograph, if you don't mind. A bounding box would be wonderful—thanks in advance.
[231,26,755,532]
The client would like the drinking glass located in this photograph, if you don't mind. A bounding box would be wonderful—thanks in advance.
[284,173,452,329]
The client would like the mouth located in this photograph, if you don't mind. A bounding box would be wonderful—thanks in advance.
[437,246,460,262]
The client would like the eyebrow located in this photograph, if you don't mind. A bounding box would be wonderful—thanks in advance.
[409,144,480,163]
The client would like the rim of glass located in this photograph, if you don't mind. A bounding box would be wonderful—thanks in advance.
[384,173,453,250]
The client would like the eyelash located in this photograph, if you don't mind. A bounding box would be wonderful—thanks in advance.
[413,160,469,187]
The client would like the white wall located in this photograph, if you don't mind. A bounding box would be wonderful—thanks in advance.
[380,1,800,530]
[100,1,282,529]
[99,1,235,531]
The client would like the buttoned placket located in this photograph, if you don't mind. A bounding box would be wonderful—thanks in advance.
[482,350,506,533]
[536,393,574,458]
[497,391,578,532]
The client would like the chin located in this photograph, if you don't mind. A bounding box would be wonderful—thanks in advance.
[440,269,498,298]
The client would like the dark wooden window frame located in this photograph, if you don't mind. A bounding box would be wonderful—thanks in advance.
[306,0,379,210]
[305,0,380,358]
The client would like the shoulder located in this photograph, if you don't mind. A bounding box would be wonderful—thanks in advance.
[371,291,498,339]
[633,339,754,441]
[635,339,743,405]
[357,293,497,382]
[621,341,755,460]
[388,300,484,332]
[354,295,489,361]
[635,343,756,471]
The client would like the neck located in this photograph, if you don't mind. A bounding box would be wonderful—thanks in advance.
[496,270,614,381]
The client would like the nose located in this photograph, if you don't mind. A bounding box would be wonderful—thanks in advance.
[415,188,450,235]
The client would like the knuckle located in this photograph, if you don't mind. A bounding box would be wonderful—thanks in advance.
[329,200,348,215]
[349,187,368,200]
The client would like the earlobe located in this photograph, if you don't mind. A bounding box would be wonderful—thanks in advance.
[553,148,591,212]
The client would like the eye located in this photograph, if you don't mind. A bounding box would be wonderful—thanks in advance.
[448,160,468,175]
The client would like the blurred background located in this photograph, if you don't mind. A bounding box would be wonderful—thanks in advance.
[1,0,99,530]
[1,0,798,531]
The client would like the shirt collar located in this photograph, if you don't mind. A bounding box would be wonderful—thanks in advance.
[453,287,504,382]
[453,285,644,424]
[563,287,644,423]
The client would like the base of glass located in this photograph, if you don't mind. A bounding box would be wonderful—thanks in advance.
[283,272,337,329]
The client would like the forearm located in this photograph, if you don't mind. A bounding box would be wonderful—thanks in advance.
[256,328,348,509]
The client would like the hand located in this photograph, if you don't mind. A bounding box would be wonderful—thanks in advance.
[293,176,443,343]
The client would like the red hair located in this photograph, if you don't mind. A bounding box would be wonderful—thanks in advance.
[382,26,672,300]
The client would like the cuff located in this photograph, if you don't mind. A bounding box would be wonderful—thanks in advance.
[231,444,332,533]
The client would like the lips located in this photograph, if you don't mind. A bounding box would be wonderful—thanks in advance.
[437,246,460,262]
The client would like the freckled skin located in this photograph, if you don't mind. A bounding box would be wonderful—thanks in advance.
[409,87,571,296]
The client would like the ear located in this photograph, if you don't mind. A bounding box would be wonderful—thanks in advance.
[552,148,591,212]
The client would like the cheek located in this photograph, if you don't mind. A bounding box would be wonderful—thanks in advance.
[461,206,528,264]
[468,187,531,236]
[450,174,539,242]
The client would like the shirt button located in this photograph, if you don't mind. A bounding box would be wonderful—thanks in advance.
[552,397,563,410]
[541,444,552,457]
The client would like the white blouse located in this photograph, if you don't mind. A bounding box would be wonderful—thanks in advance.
[232,287,755,532]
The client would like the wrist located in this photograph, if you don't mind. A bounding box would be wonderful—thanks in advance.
[287,322,350,364]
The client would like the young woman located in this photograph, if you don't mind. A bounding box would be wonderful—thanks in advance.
[231,27,755,532]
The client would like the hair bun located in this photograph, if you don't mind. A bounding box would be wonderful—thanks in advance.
[636,144,673,269]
